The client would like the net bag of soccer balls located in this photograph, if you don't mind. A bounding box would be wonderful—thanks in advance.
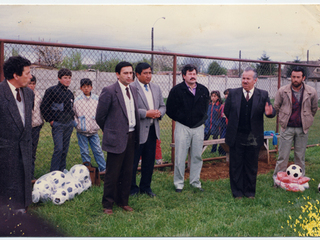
[274,164,310,192]
[32,164,92,205]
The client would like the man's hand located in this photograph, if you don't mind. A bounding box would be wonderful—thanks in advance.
[265,102,273,115]
[146,110,161,119]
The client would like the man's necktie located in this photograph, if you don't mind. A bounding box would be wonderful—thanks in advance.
[246,91,250,101]
[15,88,21,102]
[125,87,131,100]
[144,84,149,92]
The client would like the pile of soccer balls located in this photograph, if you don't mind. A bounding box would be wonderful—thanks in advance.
[32,164,92,205]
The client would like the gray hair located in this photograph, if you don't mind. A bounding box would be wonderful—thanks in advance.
[243,67,258,79]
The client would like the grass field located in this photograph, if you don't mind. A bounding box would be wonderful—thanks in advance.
[29,141,320,237]
[28,104,320,237]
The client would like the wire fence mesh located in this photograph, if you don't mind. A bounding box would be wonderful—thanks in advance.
[1,40,320,178]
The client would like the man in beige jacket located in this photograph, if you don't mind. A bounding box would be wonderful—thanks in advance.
[273,66,318,184]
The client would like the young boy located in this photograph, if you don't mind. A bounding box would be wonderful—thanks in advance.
[28,75,44,179]
[40,68,75,172]
[73,78,106,173]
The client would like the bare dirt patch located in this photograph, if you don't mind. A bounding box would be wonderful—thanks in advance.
[184,153,277,181]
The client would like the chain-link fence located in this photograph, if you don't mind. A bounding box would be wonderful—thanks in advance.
[1,39,320,178]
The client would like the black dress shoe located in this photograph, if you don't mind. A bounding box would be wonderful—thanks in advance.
[130,191,139,196]
[141,191,156,197]
[175,189,182,193]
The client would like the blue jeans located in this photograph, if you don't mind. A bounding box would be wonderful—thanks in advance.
[77,132,106,172]
[51,121,74,172]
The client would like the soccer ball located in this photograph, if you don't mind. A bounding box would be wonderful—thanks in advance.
[81,178,92,191]
[33,179,54,201]
[51,188,69,205]
[70,164,90,183]
[32,189,41,203]
[286,164,302,179]
[46,171,67,189]
[63,180,79,199]
[75,180,85,195]
[318,183,320,192]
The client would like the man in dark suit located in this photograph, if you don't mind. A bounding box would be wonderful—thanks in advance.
[130,62,166,197]
[224,67,276,199]
[96,61,140,215]
[0,56,34,214]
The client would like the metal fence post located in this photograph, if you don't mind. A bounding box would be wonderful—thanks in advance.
[170,55,177,170]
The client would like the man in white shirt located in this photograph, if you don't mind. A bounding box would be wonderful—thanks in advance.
[130,63,166,197]
[96,61,140,215]
[0,56,34,214]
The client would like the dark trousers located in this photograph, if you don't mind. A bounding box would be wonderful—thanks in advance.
[131,125,157,194]
[229,138,260,198]
[31,125,42,179]
[102,131,136,209]
[51,121,74,172]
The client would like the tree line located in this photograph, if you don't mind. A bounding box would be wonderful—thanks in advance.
[6,40,309,77]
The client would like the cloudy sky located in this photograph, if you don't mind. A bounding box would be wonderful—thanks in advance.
[1,1,320,62]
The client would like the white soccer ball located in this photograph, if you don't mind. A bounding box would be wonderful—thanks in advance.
[70,164,90,183]
[63,180,80,199]
[286,164,302,179]
[82,178,92,191]
[32,189,41,203]
[47,171,67,189]
[33,179,53,201]
[75,180,85,194]
[51,188,69,205]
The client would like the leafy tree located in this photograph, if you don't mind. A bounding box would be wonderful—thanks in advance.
[12,48,19,56]
[60,51,85,70]
[132,57,151,70]
[92,58,122,72]
[285,57,309,78]
[33,38,63,68]
[207,61,227,75]
[153,47,173,73]
[256,52,277,76]
[182,57,203,72]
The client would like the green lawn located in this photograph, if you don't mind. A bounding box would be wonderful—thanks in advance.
[27,144,320,237]
[28,103,320,237]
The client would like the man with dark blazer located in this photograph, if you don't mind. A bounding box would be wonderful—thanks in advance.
[96,61,140,215]
[0,56,34,214]
[130,62,166,197]
[224,67,276,199]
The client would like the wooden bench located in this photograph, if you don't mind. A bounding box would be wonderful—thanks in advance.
[170,135,277,169]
